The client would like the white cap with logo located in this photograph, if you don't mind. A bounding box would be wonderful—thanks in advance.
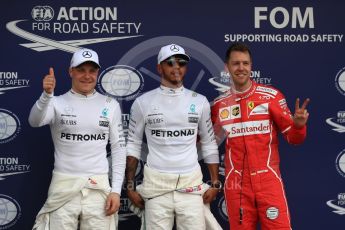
[157,44,190,64]
[70,48,101,68]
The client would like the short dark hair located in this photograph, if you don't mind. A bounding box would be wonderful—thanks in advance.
[225,43,252,62]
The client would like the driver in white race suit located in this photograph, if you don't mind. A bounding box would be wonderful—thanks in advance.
[126,44,222,230]
[29,48,126,230]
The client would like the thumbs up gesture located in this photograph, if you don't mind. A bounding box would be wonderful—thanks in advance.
[43,67,56,94]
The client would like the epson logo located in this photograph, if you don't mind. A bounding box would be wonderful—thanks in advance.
[255,7,314,29]
[151,129,195,137]
[188,117,199,123]
[99,120,109,127]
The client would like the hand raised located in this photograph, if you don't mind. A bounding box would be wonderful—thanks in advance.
[293,98,310,128]
[43,67,56,94]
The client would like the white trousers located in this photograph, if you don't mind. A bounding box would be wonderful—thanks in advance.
[49,188,115,230]
[144,191,206,230]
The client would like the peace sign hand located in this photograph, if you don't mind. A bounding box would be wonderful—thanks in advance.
[293,98,310,128]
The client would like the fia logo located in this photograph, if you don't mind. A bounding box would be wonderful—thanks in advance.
[31,6,54,21]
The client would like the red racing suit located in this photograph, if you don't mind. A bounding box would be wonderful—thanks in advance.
[211,81,306,230]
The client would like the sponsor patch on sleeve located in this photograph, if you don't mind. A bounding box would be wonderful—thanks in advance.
[278,98,289,110]
[279,99,286,105]
[256,86,278,96]
[188,117,199,123]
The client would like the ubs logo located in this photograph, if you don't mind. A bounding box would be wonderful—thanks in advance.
[60,119,77,126]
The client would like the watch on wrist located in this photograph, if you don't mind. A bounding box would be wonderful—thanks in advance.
[126,180,136,191]
[211,181,222,190]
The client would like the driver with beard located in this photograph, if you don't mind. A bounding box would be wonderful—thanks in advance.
[125,44,222,230]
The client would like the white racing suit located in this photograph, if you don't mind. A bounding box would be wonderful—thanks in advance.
[29,90,126,230]
[127,85,221,229]
[32,171,117,230]
[131,165,222,230]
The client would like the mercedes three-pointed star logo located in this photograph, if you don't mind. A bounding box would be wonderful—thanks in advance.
[170,44,179,52]
[82,50,92,58]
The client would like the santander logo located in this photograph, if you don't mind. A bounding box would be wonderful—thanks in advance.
[223,120,271,137]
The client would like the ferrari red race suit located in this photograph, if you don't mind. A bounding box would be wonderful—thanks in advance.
[211,81,306,229]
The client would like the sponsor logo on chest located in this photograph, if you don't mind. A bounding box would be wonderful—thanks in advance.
[223,120,271,137]
[247,102,269,117]
[219,105,241,121]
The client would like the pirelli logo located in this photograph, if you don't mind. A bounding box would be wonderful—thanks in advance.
[223,120,270,137]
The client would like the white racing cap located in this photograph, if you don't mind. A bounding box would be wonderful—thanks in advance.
[70,48,101,68]
[157,44,190,64]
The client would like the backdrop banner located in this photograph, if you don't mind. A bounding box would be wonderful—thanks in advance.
[1,1,344,229]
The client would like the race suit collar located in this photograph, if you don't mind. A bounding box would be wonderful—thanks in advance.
[69,89,97,98]
[159,85,184,95]
[232,80,256,101]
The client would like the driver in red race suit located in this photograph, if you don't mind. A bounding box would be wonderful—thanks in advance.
[211,43,310,229]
